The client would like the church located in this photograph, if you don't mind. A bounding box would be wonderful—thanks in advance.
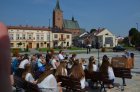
[52,0,85,37]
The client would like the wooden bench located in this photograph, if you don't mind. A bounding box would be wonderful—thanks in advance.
[113,67,132,91]
[84,70,114,92]
[57,75,86,92]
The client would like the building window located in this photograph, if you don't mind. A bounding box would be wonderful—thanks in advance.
[36,34,39,40]
[67,35,70,39]
[41,35,44,40]
[9,34,14,40]
[54,34,58,38]
[47,34,50,41]
[10,43,14,47]
[22,34,26,40]
[61,34,63,39]
[41,43,43,47]
[28,34,32,39]
[16,34,20,40]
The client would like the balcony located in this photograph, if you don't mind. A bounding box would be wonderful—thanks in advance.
[59,38,66,41]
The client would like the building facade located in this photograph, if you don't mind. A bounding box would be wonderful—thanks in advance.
[53,0,84,37]
[8,26,72,48]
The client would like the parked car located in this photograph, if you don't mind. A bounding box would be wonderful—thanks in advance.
[113,46,126,52]
[136,46,140,51]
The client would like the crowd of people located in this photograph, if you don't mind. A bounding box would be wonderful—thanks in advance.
[11,49,115,92]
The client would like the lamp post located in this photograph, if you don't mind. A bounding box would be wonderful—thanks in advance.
[136,23,139,31]
[96,36,100,68]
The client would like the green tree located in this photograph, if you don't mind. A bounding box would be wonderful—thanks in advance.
[90,29,96,33]
[123,37,129,46]
[129,28,140,46]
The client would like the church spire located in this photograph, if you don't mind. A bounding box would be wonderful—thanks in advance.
[55,0,61,10]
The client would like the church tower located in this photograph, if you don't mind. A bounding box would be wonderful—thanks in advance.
[53,0,63,29]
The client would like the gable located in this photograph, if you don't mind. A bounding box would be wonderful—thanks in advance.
[97,29,113,36]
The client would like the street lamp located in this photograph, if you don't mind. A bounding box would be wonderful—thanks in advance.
[136,23,139,31]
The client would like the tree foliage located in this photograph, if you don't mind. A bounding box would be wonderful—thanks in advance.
[90,29,96,33]
[128,28,140,46]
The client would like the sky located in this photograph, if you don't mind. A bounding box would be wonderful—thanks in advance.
[0,0,140,37]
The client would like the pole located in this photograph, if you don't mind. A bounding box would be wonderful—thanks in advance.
[136,23,139,31]
[49,19,51,49]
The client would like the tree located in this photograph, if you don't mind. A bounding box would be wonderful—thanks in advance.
[129,28,140,46]
[90,29,96,33]
[123,37,129,46]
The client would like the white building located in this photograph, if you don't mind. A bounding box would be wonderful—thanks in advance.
[8,25,72,48]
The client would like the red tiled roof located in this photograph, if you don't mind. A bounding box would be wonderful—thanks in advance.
[7,25,50,31]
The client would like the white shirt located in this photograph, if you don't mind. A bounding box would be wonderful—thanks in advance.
[19,59,30,69]
[93,64,98,72]
[58,54,64,60]
[25,73,35,83]
[108,67,115,80]
[80,77,85,89]
[37,74,57,89]
[51,59,57,69]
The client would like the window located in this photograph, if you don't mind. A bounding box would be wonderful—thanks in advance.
[41,35,44,40]
[36,34,39,40]
[16,34,20,40]
[41,43,43,47]
[47,34,50,41]
[54,34,58,38]
[61,34,63,39]
[10,43,14,47]
[28,34,32,39]
[67,35,70,39]
[9,34,14,40]
[22,34,26,39]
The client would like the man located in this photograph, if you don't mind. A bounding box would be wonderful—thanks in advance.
[0,22,12,92]
[85,37,91,54]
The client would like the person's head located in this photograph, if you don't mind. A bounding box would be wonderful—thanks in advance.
[22,64,32,80]
[80,58,86,65]
[88,56,96,72]
[55,61,67,76]
[100,55,111,74]
[23,54,29,60]
[31,54,37,62]
[70,59,85,80]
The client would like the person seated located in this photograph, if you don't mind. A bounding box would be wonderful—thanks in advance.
[80,58,87,70]
[22,64,59,92]
[69,59,85,89]
[87,56,98,73]
[99,55,115,88]
[55,61,67,77]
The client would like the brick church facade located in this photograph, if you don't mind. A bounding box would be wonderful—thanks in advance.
[53,0,85,37]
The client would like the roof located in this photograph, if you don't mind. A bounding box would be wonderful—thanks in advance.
[51,28,71,34]
[54,0,61,11]
[63,19,80,29]
[7,25,50,31]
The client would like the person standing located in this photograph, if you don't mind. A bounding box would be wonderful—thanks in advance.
[85,37,91,54]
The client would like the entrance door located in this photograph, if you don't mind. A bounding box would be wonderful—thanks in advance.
[28,43,32,48]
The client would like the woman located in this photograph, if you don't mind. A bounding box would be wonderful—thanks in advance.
[22,64,36,83]
[55,61,67,76]
[88,56,98,73]
[99,55,115,86]
[70,59,85,89]
[22,64,59,92]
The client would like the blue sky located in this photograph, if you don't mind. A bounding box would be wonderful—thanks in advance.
[0,0,140,37]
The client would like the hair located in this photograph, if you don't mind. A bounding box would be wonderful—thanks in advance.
[22,54,29,60]
[70,59,85,80]
[55,61,67,76]
[37,68,53,83]
[22,64,33,80]
[88,56,95,73]
[99,55,111,75]
[59,50,62,54]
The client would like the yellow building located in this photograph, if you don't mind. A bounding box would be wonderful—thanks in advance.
[8,25,72,49]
